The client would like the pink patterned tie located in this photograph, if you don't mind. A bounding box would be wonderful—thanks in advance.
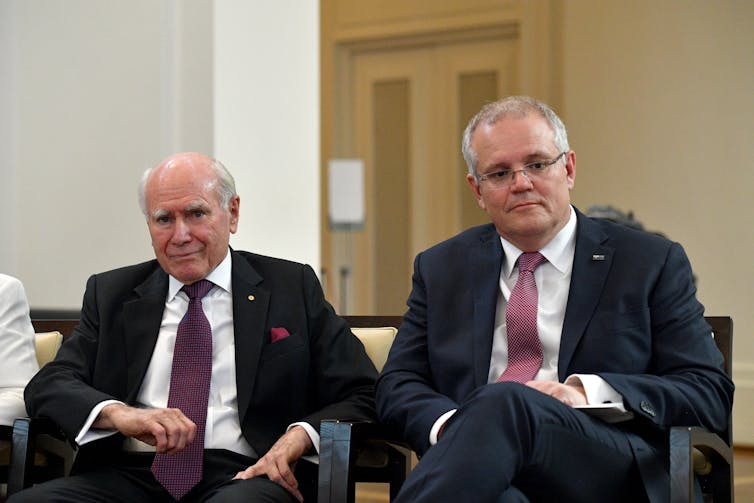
[498,252,547,383]
[152,279,214,500]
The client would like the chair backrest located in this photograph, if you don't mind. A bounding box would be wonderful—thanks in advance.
[703,315,733,449]
[344,315,403,372]
[704,316,732,377]
[34,331,63,367]
[351,327,397,372]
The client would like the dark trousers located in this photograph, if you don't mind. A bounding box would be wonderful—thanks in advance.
[395,382,664,503]
[8,448,317,503]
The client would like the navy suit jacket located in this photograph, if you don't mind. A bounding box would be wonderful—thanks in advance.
[26,250,377,468]
[376,208,733,498]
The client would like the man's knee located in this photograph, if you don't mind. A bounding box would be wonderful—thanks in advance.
[461,382,556,418]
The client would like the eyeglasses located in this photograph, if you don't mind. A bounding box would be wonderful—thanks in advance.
[477,151,566,188]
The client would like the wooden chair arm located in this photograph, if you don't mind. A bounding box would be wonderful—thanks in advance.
[7,417,68,496]
[318,420,412,503]
[669,426,732,503]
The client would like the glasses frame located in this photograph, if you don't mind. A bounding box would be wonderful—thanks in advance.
[476,151,567,188]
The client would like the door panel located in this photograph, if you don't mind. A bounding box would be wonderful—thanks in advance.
[330,36,517,314]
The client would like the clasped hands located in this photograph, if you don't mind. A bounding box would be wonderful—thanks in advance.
[96,404,312,502]
[525,380,588,406]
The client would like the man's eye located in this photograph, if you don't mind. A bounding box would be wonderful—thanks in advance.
[192,210,205,218]
[527,162,546,171]
[157,216,170,224]
[490,170,510,179]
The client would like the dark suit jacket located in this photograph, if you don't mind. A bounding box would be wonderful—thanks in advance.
[376,208,733,499]
[26,250,377,468]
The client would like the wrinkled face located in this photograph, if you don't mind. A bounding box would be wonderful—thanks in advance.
[466,114,576,251]
[145,154,239,284]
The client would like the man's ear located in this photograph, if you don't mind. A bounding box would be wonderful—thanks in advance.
[228,195,240,233]
[466,173,486,210]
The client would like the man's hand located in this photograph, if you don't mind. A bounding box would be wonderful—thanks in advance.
[93,403,197,454]
[232,425,313,502]
[525,381,588,406]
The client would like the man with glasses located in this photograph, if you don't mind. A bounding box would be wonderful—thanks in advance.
[376,96,733,502]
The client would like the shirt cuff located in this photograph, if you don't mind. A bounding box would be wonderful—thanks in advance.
[74,399,123,446]
[429,409,457,446]
[288,421,320,454]
[565,374,623,405]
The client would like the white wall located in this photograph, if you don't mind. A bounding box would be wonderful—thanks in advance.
[0,0,319,309]
[214,1,320,272]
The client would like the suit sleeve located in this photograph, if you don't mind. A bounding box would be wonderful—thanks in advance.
[298,265,378,429]
[24,275,118,440]
[375,252,461,456]
[599,243,733,434]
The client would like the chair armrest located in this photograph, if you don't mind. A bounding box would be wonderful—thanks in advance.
[7,417,68,496]
[669,426,732,503]
[318,420,412,503]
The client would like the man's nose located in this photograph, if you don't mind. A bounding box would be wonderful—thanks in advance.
[509,168,534,190]
[171,218,191,242]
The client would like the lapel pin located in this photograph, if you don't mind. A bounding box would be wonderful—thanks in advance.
[592,254,605,261]
[247,295,255,301]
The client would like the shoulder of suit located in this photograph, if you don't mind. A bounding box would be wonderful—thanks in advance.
[92,259,163,283]
[232,249,310,272]
[583,213,674,250]
[421,223,497,255]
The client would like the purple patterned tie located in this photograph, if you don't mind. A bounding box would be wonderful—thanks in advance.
[498,252,547,383]
[152,279,214,500]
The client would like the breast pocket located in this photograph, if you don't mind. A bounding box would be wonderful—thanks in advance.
[260,332,307,362]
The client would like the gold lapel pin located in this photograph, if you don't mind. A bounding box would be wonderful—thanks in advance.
[248,295,255,301]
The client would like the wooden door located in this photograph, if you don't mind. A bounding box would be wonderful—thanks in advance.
[328,35,518,314]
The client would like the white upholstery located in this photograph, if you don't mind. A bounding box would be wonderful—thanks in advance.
[351,327,397,372]
[34,331,63,367]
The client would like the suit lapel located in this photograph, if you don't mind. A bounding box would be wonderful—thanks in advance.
[471,225,504,387]
[230,252,269,424]
[558,212,613,379]
[123,268,168,402]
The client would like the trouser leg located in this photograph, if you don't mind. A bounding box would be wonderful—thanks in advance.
[394,382,657,503]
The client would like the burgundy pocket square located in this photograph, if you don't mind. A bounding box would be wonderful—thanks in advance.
[270,327,290,343]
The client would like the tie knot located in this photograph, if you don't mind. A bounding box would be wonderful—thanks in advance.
[182,279,214,300]
[518,252,546,273]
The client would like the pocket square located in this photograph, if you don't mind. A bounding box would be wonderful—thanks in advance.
[270,327,290,343]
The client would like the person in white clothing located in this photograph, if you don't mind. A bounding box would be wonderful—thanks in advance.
[0,274,38,427]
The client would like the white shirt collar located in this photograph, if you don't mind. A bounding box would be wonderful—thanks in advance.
[167,248,233,300]
[500,205,577,278]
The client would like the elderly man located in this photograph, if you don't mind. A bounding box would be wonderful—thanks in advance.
[375,96,733,502]
[14,153,377,502]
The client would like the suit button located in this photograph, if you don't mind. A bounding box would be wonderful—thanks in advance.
[640,401,656,417]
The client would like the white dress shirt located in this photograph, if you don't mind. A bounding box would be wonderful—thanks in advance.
[77,250,320,456]
[429,207,623,445]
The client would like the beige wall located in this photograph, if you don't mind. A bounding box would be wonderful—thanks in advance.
[560,0,754,444]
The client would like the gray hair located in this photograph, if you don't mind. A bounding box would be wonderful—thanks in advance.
[138,156,237,216]
[461,96,570,179]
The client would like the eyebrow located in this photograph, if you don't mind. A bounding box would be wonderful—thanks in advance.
[485,152,557,171]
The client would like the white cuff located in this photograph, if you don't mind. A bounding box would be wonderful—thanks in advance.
[565,374,623,405]
[74,399,123,446]
[429,409,457,446]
